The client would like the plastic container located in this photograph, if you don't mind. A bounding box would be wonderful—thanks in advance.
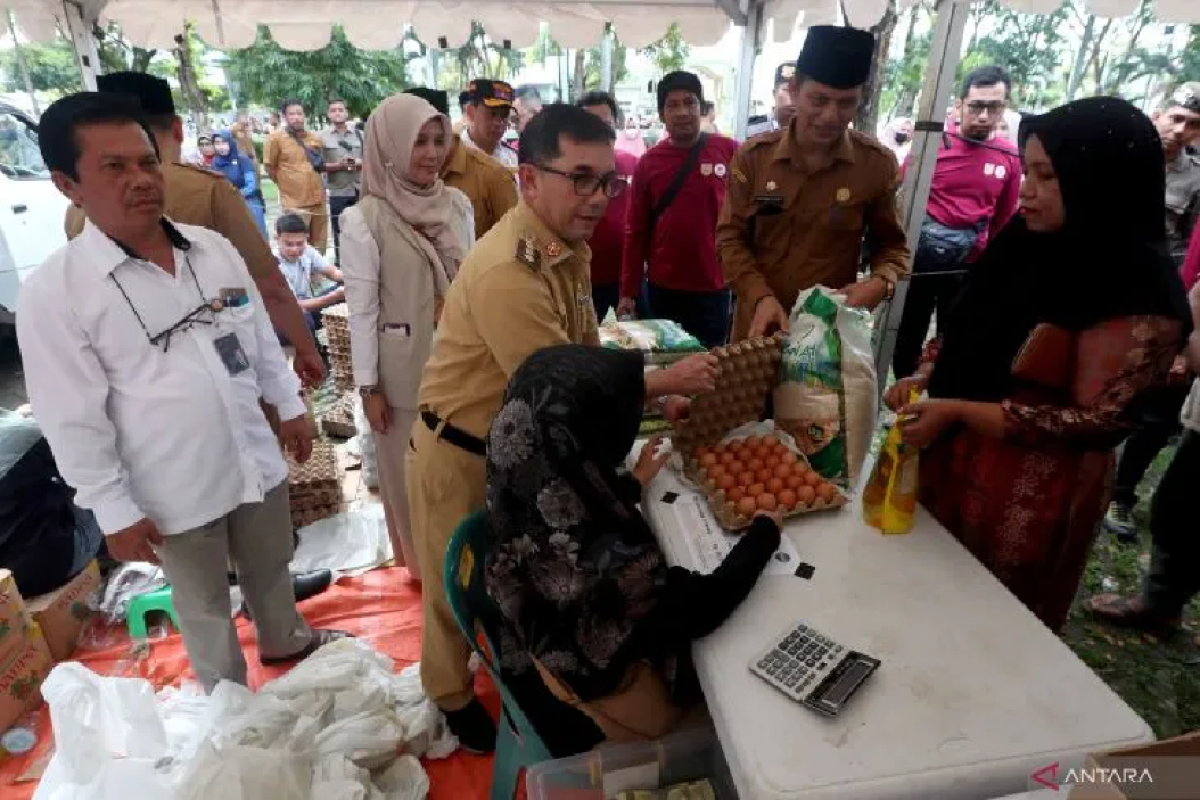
[525,727,737,800]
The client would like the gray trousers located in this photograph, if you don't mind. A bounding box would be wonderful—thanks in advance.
[157,481,312,691]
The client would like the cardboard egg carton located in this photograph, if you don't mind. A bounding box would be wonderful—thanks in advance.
[669,334,846,531]
[320,392,358,439]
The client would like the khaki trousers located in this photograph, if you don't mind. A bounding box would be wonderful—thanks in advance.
[157,481,312,692]
[290,203,329,254]
[407,417,486,711]
[373,406,421,582]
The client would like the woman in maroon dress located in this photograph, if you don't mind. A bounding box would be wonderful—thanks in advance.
[887,97,1192,631]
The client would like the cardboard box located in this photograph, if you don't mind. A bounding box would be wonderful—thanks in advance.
[24,560,101,662]
[0,570,32,663]
[0,624,52,733]
[1068,731,1200,799]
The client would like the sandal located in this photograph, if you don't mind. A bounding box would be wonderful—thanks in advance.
[261,628,351,666]
[1087,593,1181,638]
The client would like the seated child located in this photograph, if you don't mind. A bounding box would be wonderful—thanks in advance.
[274,212,345,341]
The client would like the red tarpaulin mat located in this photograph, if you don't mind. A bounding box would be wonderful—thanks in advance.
[0,568,514,800]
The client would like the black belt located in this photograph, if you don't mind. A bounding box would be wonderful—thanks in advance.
[421,410,487,457]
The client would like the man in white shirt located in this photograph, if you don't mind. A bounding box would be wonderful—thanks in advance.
[19,92,345,691]
[462,79,518,168]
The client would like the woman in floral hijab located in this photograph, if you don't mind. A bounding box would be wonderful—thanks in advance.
[485,344,781,748]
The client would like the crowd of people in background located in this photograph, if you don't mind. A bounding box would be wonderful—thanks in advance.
[9,19,1200,763]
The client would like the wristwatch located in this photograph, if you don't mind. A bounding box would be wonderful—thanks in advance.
[876,275,896,301]
[358,385,380,399]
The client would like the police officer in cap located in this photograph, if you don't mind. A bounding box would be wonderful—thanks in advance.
[718,25,910,342]
[64,72,324,387]
[1158,82,1200,266]
[746,62,796,138]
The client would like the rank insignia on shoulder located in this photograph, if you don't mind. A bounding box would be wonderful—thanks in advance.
[545,240,563,258]
[732,167,749,184]
[516,236,541,269]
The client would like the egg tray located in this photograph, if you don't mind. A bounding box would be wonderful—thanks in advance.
[286,440,338,488]
[320,393,358,439]
[292,502,340,530]
[687,437,847,532]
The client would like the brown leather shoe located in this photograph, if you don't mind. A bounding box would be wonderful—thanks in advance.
[260,628,351,666]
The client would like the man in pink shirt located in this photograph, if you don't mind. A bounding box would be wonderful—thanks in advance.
[620,71,739,347]
[892,65,1022,378]
[1184,222,1200,294]
[578,91,642,321]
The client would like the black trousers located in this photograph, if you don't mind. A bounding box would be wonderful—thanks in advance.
[329,192,359,262]
[1144,429,1200,617]
[645,284,731,349]
[892,271,966,379]
[1111,383,1190,510]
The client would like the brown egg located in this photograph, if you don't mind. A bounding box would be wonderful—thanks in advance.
[696,446,712,460]
[716,473,735,491]
[764,453,780,469]
[767,477,785,494]
[738,472,756,488]
[745,458,762,473]
[780,451,799,465]
[775,443,791,457]
[817,483,838,502]
[796,485,816,505]
[803,469,822,487]
[774,462,791,479]
[756,467,774,483]
[701,453,718,467]
[727,486,745,503]
[747,483,766,496]
[708,465,726,481]
[757,493,778,511]
[763,435,780,448]
[713,444,727,456]
[778,489,797,510]
[728,459,745,475]
[746,436,762,448]
[736,496,758,516]
[719,451,735,465]
[785,473,804,490]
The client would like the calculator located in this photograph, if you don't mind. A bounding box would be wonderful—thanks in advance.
[749,620,881,716]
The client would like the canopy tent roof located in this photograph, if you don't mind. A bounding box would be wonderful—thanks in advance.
[6,0,1199,53]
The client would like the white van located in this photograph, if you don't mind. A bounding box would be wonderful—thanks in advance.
[0,102,69,328]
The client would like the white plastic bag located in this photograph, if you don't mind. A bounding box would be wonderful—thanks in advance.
[774,286,878,489]
[174,741,312,800]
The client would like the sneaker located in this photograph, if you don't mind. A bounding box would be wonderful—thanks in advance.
[1102,502,1137,543]
[445,698,497,754]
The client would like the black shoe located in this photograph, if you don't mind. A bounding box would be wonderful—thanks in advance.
[243,569,333,620]
[445,699,497,754]
[261,628,351,666]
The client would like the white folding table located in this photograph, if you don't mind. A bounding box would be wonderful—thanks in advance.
[638,458,1154,800]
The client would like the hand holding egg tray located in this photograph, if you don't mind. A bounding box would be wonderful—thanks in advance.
[671,334,848,531]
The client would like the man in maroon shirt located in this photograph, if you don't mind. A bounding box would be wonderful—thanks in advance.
[619,71,739,347]
[891,65,1022,378]
[578,91,642,321]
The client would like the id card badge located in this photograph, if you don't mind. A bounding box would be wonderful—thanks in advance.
[213,332,250,375]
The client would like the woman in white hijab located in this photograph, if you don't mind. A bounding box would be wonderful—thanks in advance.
[341,94,473,582]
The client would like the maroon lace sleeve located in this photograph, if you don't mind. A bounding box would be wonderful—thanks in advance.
[1002,316,1184,449]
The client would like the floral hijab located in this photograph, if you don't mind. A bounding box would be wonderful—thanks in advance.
[485,345,669,699]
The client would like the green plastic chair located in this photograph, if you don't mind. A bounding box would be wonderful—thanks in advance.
[126,585,181,638]
[444,510,552,800]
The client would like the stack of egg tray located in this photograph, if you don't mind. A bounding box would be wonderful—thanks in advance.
[320,303,354,392]
[671,333,846,531]
[320,391,358,439]
[287,439,342,529]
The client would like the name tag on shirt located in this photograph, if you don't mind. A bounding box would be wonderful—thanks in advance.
[214,332,250,375]
[219,287,250,308]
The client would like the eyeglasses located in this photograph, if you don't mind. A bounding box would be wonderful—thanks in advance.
[966,101,1005,117]
[110,255,217,352]
[534,164,628,198]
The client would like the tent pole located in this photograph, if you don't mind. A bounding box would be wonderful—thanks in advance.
[872,0,969,382]
[732,0,763,141]
[61,0,99,89]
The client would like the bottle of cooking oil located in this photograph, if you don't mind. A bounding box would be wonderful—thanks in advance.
[862,389,920,534]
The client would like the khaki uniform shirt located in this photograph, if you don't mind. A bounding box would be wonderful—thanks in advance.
[442,139,518,240]
[1166,149,1200,265]
[64,162,276,282]
[416,202,599,440]
[716,127,911,341]
[263,129,326,209]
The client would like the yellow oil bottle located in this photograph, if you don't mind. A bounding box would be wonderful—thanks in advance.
[863,390,920,534]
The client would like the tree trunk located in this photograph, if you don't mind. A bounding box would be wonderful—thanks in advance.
[173,31,208,130]
[891,2,922,117]
[572,48,586,102]
[1065,15,1095,102]
[131,47,155,73]
[855,0,897,136]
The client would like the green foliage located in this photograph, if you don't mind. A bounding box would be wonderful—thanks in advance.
[93,21,156,74]
[0,36,81,95]
[225,25,410,118]
[1179,25,1200,86]
[582,26,629,91]
[966,0,1072,107]
[446,21,523,85]
[641,23,689,76]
